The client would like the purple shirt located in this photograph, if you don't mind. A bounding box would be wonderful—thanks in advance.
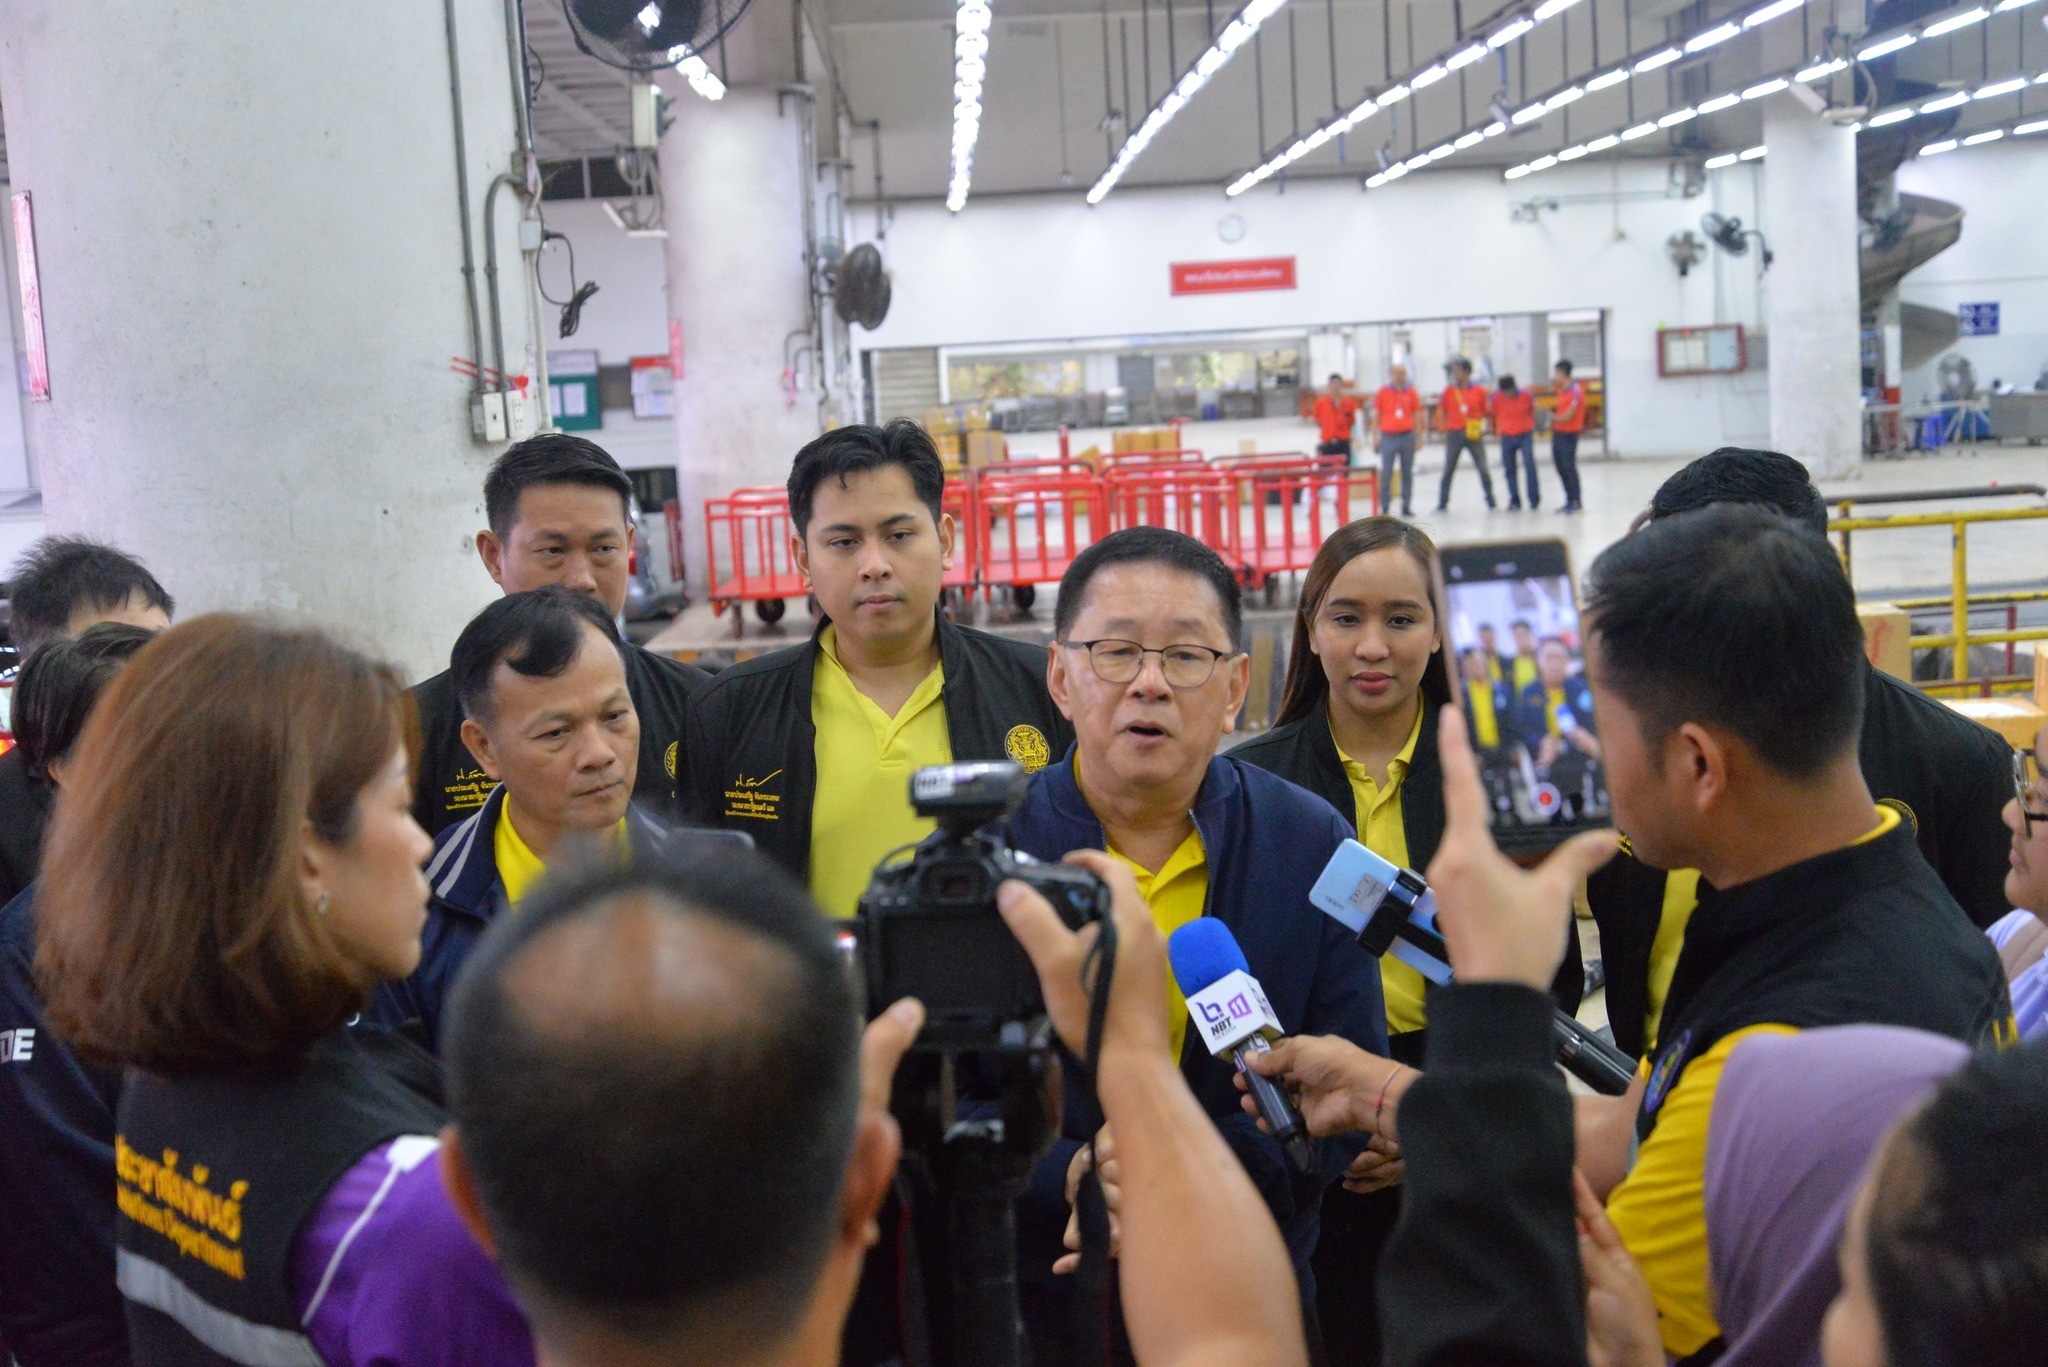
[288,1137,534,1367]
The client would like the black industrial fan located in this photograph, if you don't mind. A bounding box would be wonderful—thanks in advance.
[1700,212,1775,270]
[562,0,753,71]
[831,243,893,331]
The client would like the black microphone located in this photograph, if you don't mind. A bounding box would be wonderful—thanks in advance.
[1167,918,1316,1175]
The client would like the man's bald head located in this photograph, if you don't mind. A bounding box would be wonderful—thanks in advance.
[442,851,861,1350]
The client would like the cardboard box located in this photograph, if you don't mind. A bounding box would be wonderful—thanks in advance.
[1856,602,1913,681]
[964,429,1007,468]
[1945,696,2046,748]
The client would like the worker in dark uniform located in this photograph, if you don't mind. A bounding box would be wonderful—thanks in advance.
[412,434,707,836]
[1588,448,2017,1060]
[0,538,173,906]
[682,420,1070,918]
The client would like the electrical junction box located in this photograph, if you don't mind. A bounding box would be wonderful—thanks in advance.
[631,82,663,149]
[505,385,538,440]
[471,391,508,443]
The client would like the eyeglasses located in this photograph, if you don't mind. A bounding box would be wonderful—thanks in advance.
[2016,748,2048,839]
[1060,638,1237,689]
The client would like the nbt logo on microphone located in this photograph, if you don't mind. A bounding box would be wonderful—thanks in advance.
[1185,971,1283,1054]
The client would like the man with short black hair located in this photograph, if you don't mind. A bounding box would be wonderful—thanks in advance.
[683,420,1069,918]
[0,539,173,907]
[1006,525,1385,1352]
[1434,358,1496,512]
[1588,446,2017,1061]
[375,587,671,1052]
[1548,359,1586,514]
[412,433,708,835]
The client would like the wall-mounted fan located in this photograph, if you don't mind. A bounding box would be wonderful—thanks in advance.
[1701,212,1775,270]
[831,243,893,331]
[563,0,753,72]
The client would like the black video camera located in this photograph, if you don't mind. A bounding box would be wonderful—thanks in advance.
[858,762,1110,1053]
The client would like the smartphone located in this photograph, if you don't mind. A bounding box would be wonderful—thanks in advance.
[1435,538,1611,854]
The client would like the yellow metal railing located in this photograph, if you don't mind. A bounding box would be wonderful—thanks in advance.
[1827,494,2048,695]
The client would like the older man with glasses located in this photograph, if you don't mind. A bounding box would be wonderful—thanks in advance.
[1003,525,1387,1360]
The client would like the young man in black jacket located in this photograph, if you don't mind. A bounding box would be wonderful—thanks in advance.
[682,421,1070,917]
[1587,448,2015,1059]
[411,435,708,836]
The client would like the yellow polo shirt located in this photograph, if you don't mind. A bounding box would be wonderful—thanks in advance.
[494,803,627,907]
[1334,706,1429,1035]
[1109,829,1209,1062]
[1465,679,1501,749]
[809,626,952,919]
[1512,654,1538,692]
[1543,686,1567,737]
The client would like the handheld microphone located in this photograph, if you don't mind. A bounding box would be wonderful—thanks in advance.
[1167,919,1317,1176]
[1308,839,1639,1096]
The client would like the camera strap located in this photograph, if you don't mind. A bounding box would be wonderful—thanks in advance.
[1071,916,1119,1367]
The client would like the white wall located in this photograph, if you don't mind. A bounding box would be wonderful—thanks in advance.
[1895,139,2048,403]
[852,158,1775,459]
[534,199,679,471]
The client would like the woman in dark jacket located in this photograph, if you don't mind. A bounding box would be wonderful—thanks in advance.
[1234,517,1578,1365]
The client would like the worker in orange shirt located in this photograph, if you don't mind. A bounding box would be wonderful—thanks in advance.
[1434,358,1496,512]
[1312,373,1362,463]
[1492,374,1540,510]
[1369,363,1421,517]
[1550,358,1587,514]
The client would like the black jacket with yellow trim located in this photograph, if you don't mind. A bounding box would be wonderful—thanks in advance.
[1591,661,2016,1058]
[679,615,1072,882]
[1636,819,2008,1145]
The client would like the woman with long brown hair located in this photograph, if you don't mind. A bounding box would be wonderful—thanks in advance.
[1235,518,1576,1365]
[35,616,530,1366]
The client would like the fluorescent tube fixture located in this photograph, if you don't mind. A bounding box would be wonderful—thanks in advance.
[1705,152,1740,167]
[1867,107,1915,126]
[1858,33,1917,60]
[1448,44,1488,70]
[1997,0,2043,9]
[1558,144,1589,160]
[1413,63,1449,88]
[1586,134,1620,151]
[1092,0,1291,204]
[947,0,992,211]
[1513,103,1547,124]
[1744,0,1804,25]
[1587,68,1631,91]
[1635,48,1683,72]
[1350,98,1380,121]
[2017,118,2048,134]
[1533,0,1584,18]
[1921,138,1959,154]
[1505,164,1533,179]
[1922,7,1988,36]
[1920,91,1970,112]
[1490,17,1535,47]
[1975,77,2028,97]
[1659,107,1699,126]
[1963,129,2005,144]
[1455,130,1484,148]
[1546,86,1586,109]
[1739,144,1767,159]
[670,49,727,99]
[1484,120,1508,136]
[1529,154,1560,170]
[1797,59,1848,80]
[1743,78,1789,98]
[1698,94,1741,113]
[1381,83,1412,103]
[1621,121,1659,139]
[1686,22,1741,52]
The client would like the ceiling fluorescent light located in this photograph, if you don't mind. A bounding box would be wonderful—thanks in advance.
[1490,16,1536,47]
[1797,59,1848,80]
[1635,48,1683,72]
[1349,98,1380,121]
[1621,121,1659,139]
[1586,133,1620,150]
[1483,120,1508,136]
[1996,0,2043,9]
[1705,152,1740,167]
[673,50,726,99]
[1381,83,1412,103]
[1743,78,1789,98]
[1455,130,1484,148]
[1962,128,2004,143]
[1867,106,1915,125]
[1512,103,1547,124]
[2016,118,2048,133]
[1743,0,1804,26]
[1533,0,1584,19]
[1088,0,1295,205]
[1587,68,1630,91]
[1686,22,1741,52]
[1363,171,1389,188]
[1920,91,1970,112]
[1529,154,1560,170]
[1385,162,1410,179]
[1659,107,1699,126]
[1448,44,1488,70]
[1974,77,2028,97]
[1698,93,1741,113]
[1858,33,1917,60]
[1404,154,1432,170]
[1505,164,1533,179]
[1921,138,1959,153]
[1558,144,1590,160]
[1922,7,1988,36]
[1413,63,1449,88]
[1546,86,1586,108]
[947,0,992,211]
[1739,144,1767,159]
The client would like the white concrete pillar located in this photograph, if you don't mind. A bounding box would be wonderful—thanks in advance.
[660,83,819,593]
[0,0,530,680]
[1763,95,1864,479]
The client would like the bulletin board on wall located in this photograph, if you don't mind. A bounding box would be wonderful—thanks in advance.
[1657,324,1747,376]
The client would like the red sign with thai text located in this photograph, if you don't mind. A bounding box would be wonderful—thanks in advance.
[1170,256,1297,296]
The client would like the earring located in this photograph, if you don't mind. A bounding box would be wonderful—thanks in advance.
[315,892,331,916]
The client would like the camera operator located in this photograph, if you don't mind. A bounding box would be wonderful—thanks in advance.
[1005,526,1386,1351]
